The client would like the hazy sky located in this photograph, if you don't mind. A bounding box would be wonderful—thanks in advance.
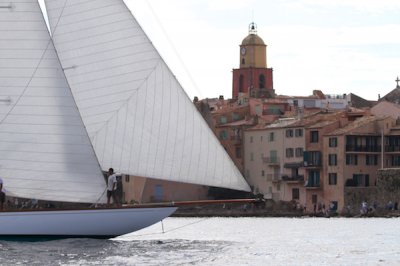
[39,0,400,101]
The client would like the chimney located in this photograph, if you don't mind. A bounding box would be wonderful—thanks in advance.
[193,96,199,103]
[219,95,224,100]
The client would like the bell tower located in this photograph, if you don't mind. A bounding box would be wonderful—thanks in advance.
[232,23,274,99]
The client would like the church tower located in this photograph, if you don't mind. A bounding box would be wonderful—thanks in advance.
[232,23,274,99]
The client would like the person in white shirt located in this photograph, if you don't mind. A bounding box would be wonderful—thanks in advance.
[107,168,118,206]
[0,178,5,210]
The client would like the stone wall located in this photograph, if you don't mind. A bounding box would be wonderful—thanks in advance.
[343,168,400,215]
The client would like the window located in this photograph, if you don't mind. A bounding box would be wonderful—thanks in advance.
[346,154,358,165]
[219,130,228,140]
[220,116,227,124]
[328,173,337,185]
[286,129,293,138]
[303,151,321,166]
[239,75,244,92]
[261,170,265,177]
[307,171,320,187]
[260,136,263,142]
[154,185,163,201]
[250,136,253,143]
[292,188,300,200]
[250,152,254,161]
[235,147,241,158]
[329,137,338,147]
[125,175,130,182]
[392,156,400,166]
[352,174,370,187]
[270,150,277,163]
[269,132,275,142]
[366,155,378,165]
[286,148,294,158]
[259,74,265,89]
[295,148,304,157]
[310,131,319,143]
[328,154,337,166]
[241,58,245,65]
[312,194,318,204]
[232,113,240,121]
[295,129,303,137]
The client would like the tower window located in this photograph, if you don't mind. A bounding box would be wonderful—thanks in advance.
[239,75,244,93]
[241,58,245,65]
[259,74,265,89]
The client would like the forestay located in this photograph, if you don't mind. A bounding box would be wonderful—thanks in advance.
[44,0,250,191]
[0,0,107,203]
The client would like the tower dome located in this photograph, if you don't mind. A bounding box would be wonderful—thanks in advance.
[241,22,265,45]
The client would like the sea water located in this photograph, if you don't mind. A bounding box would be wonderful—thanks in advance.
[0,217,399,265]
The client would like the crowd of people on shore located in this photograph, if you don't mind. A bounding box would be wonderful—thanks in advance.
[359,200,399,216]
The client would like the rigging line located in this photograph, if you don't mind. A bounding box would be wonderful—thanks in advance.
[110,104,119,169]
[168,77,180,179]
[138,77,149,177]
[145,64,158,177]
[160,65,172,177]
[177,87,188,182]
[152,61,164,176]
[51,3,122,19]
[126,81,140,175]
[56,9,131,27]
[132,217,211,237]
[89,61,162,141]
[53,17,133,37]
[118,103,128,171]
[145,0,203,99]
[0,0,68,126]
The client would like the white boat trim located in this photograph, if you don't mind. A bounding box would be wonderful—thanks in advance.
[0,206,177,239]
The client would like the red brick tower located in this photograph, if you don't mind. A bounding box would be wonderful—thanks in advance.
[232,23,274,99]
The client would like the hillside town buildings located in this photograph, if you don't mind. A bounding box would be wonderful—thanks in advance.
[119,23,400,212]
[193,23,400,215]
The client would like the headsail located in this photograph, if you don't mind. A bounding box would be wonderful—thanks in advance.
[0,0,107,203]
[44,0,250,192]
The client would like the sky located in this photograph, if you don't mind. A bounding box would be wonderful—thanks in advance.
[39,0,400,101]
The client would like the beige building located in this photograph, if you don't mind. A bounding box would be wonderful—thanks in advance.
[322,116,394,212]
[244,117,307,201]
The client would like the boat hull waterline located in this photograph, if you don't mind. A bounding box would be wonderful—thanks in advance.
[0,207,177,238]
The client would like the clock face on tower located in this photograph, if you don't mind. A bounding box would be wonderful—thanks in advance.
[241,47,246,55]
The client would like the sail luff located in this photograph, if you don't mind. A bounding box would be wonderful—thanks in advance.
[44,0,250,192]
[0,0,107,203]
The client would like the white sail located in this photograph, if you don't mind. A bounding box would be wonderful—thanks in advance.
[44,0,250,192]
[0,0,107,203]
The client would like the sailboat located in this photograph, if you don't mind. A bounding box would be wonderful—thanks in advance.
[0,0,250,238]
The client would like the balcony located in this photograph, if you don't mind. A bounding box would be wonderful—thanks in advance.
[229,135,242,145]
[346,145,381,153]
[303,151,321,168]
[385,146,400,153]
[281,175,304,183]
[267,173,281,183]
[262,157,280,166]
[305,181,321,189]
[302,160,321,168]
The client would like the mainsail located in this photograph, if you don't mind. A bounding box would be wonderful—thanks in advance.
[44,0,250,191]
[0,0,106,203]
